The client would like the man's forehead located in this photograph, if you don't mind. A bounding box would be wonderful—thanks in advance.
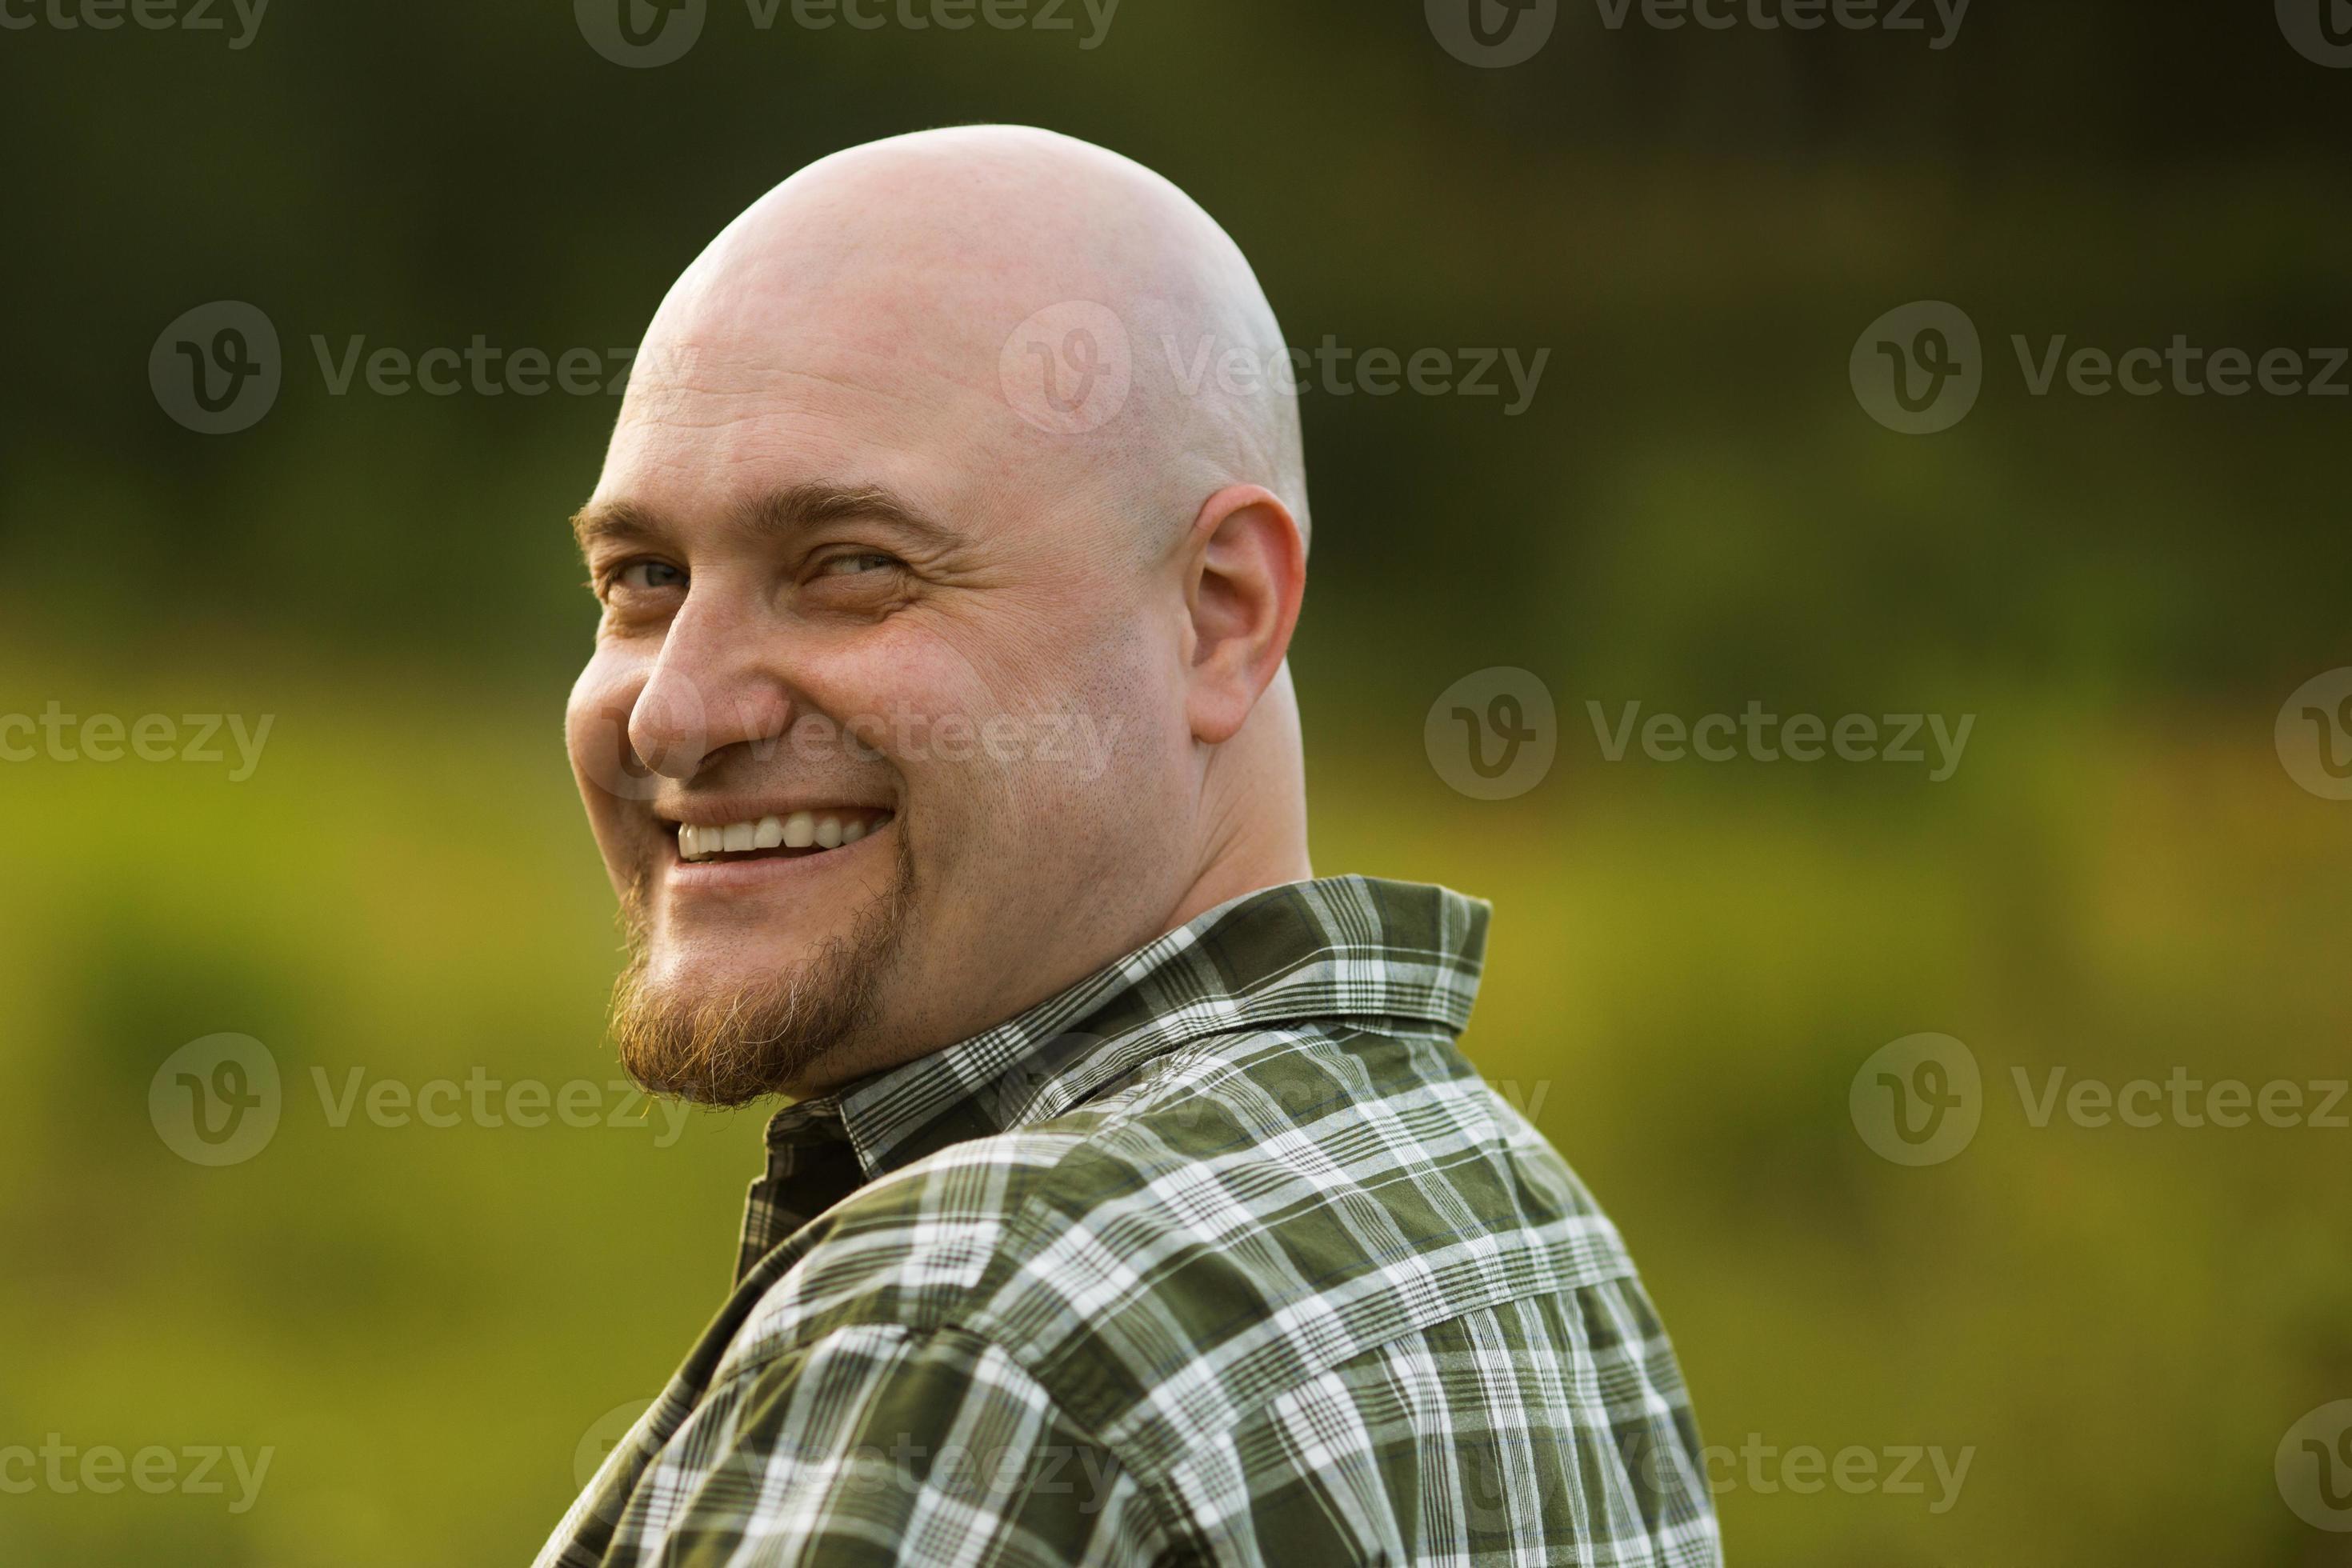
[596,289,1126,554]
[649,238,1014,393]
[622,315,988,428]
[595,314,1014,518]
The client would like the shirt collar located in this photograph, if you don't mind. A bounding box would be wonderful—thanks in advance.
[762,874,1491,1186]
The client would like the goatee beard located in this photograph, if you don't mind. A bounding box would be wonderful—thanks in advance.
[606,834,914,1106]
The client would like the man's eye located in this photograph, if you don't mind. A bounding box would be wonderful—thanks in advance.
[613,560,685,593]
[817,552,902,578]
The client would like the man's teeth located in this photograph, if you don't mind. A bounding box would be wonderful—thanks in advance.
[677,812,882,862]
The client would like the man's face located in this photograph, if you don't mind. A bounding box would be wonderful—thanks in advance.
[563,261,1198,1102]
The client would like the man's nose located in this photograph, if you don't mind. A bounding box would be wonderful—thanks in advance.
[627,602,794,780]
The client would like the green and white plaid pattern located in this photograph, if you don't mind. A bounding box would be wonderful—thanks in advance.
[538,876,1718,1566]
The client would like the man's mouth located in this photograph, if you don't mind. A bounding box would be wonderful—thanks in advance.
[669,808,894,865]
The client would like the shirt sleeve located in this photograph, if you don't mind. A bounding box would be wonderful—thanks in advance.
[638,1322,1172,1567]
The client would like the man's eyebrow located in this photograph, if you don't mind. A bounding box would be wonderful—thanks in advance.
[570,498,665,555]
[569,484,962,556]
[734,482,963,550]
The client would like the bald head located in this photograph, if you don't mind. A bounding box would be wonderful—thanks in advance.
[622,125,1308,556]
[568,127,1313,1100]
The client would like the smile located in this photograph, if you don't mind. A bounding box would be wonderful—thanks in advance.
[670,808,894,864]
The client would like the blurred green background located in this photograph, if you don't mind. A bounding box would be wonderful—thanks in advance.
[5,1,2350,1562]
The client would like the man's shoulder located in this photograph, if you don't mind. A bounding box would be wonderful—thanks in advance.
[716,1021,1641,1451]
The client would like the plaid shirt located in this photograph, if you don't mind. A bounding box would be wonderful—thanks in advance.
[537,876,1718,1566]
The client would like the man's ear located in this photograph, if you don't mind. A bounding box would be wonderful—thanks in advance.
[1181,484,1306,746]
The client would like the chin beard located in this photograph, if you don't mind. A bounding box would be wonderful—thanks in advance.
[606,838,914,1107]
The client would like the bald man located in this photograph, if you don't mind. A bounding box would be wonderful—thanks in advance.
[542,127,1718,1567]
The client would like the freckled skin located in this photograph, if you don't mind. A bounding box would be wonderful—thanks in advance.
[565,126,1314,1094]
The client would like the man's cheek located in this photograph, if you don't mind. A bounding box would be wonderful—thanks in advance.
[563,706,606,797]
[568,658,663,806]
[855,618,1017,722]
